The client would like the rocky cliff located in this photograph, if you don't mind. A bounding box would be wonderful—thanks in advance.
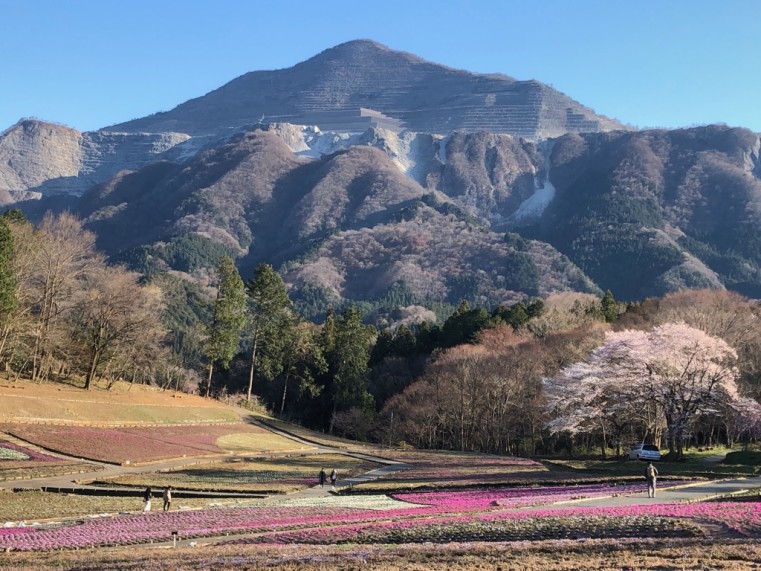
[0,120,192,202]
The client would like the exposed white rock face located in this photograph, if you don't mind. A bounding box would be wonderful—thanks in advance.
[508,140,556,225]
[0,121,83,195]
[0,120,190,199]
[264,123,445,186]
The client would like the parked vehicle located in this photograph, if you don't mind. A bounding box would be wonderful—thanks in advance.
[628,443,661,461]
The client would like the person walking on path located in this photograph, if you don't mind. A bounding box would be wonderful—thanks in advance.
[319,468,326,488]
[646,462,659,498]
[330,468,337,490]
[142,487,152,512]
[162,486,172,511]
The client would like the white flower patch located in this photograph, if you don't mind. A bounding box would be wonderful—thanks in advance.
[257,494,415,511]
[0,445,29,460]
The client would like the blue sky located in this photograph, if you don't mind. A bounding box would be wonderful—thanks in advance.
[1,0,759,133]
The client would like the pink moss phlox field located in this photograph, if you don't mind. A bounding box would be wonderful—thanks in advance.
[478,501,761,536]
[392,482,690,511]
[0,528,35,536]
[0,442,59,462]
[0,506,385,551]
[0,424,271,463]
[1,485,758,551]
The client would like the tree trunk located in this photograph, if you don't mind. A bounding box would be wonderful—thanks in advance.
[85,349,100,390]
[205,362,214,397]
[246,334,258,403]
[280,372,290,416]
[329,401,337,434]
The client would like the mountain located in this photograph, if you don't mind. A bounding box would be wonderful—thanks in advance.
[4,40,761,311]
[523,125,761,299]
[69,128,598,315]
[106,39,625,139]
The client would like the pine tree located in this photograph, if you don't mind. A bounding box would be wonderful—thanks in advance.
[0,219,16,320]
[327,306,375,433]
[601,290,618,323]
[245,263,293,403]
[203,256,246,397]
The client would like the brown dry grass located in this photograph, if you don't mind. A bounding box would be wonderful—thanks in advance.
[0,461,97,481]
[3,539,760,570]
[0,380,238,425]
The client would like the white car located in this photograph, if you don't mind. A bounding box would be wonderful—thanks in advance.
[628,443,661,461]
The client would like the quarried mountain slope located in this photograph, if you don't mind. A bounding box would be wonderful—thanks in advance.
[0,120,190,201]
[107,40,625,139]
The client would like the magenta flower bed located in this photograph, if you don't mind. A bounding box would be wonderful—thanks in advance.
[0,506,378,551]
[0,528,35,536]
[0,483,755,551]
[479,501,761,536]
[392,482,690,511]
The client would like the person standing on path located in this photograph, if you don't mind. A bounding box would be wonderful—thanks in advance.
[142,487,152,512]
[330,468,337,490]
[646,462,659,498]
[319,468,326,488]
[162,486,172,511]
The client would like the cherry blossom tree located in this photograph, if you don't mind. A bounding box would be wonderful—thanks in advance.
[545,322,751,459]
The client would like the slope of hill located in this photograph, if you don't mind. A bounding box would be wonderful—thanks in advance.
[3,41,761,306]
[107,39,625,139]
[520,125,761,299]
[67,128,598,309]
[0,381,237,425]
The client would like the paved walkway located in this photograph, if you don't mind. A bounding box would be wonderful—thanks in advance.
[544,476,761,510]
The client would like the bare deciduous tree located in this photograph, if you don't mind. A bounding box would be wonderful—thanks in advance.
[68,265,166,390]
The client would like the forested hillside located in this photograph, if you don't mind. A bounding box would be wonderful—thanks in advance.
[1,206,759,458]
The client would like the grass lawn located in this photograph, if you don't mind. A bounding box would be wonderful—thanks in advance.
[254,416,381,453]
[0,380,238,424]
[547,447,761,478]
[724,450,761,466]
[0,490,213,521]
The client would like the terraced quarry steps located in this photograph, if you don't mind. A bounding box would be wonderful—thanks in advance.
[108,40,626,139]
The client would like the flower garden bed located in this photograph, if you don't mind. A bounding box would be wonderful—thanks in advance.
[0,424,310,464]
[349,449,674,492]
[1,482,756,552]
[0,440,96,481]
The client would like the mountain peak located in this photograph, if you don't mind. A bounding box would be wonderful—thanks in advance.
[106,42,626,139]
[316,39,426,63]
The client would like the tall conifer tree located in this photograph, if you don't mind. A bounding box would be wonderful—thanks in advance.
[203,256,246,397]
